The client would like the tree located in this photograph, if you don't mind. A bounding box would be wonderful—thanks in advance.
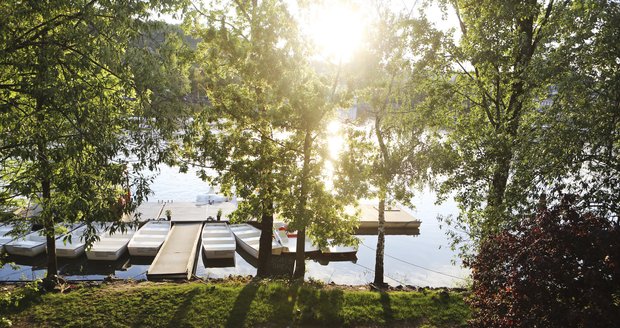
[278,69,358,279]
[536,0,620,220]
[184,0,359,278]
[0,0,188,286]
[339,9,442,286]
[183,0,302,276]
[466,195,620,328]
[424,1,620,257]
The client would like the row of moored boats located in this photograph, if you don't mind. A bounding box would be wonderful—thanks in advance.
[0,221,356,262]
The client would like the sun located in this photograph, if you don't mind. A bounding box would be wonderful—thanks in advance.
[303,2,366,63]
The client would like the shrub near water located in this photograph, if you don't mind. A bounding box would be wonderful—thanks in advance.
[467,196,620,328]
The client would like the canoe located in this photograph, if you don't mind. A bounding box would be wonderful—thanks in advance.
[273,222,320,254]
[5,223,82,257]
[127,220,170,257]
[202,222,236,259]
[86,225,137,261]
[56,224,92,258]
[229,224,283,259]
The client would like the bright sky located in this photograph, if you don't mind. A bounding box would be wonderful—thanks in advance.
[160,1,458,64]
[295,0,459,63]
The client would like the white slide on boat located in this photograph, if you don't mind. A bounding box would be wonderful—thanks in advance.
[201,222,236,259]
[86,225,137,261]
[127,220,170,257]
[273,222,320,254]
[230,224,283,259]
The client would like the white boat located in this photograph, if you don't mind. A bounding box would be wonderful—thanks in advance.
[0,224,17,254]
[127,220,170,257]
[56,224,91,258]
[196,187,230,205]
[5,224,82,257]
[273,222,320,254]
[229,224,283,259]
[86,225,137,261]
[201,222,236,259]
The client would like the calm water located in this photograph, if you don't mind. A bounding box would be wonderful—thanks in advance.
[0,165,469,287]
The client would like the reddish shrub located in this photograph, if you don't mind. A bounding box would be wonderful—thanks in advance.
[467,197,620,328]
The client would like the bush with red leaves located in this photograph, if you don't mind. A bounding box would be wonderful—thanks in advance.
[466,196,620,328]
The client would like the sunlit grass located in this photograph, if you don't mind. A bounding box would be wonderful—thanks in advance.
[3,281,470,327]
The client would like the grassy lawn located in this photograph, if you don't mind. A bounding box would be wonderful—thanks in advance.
[1,280,470,327]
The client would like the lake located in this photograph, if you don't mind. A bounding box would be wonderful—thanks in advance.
[0,164,469,287]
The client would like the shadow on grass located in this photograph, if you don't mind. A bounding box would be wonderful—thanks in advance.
[166,288,202,328]
[225,279,260,328]
[380,292,394,324]
[296,286,344,326]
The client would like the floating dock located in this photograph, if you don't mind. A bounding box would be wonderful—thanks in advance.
[137,200,420,244]
[357,204,421,235]
[136,202,236,222]
[146,222,203,280]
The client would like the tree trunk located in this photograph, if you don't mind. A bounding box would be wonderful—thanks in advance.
[488,151,511,210]
[374,197,386,286]
[257,200,273,277]
[293,228,306,279]
[42,177,58,282]
[293,129,312,279]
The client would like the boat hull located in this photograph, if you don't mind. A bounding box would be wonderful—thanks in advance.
[56,244,86,258]
[202,223,236,260]
[230,224,282,259]
[127,220,170,257]
[4,243,46,257]
[86,246,127,261]
[128,245,160,257]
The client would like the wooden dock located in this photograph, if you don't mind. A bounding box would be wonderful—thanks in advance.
[146,222,203,280]
[136,200,420,248]
[357,204,421,235]
[136,202,237,222]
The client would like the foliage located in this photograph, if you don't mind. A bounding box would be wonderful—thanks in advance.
[182,0,303,276]
[3,281,469,327]
[0,279,42,327]
[466,195,620,328]
[536,0,620,219]
[339,7,444,285]
[426,0,620,257]
[0,0,190,279]
[183,0,358,277]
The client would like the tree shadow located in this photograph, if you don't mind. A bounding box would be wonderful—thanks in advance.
[379,292,394,324]
[225,279,260,328]
[296,286,345,326]
[166,288,202,328]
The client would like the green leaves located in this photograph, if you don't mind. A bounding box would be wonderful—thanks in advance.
[0,0,192,276]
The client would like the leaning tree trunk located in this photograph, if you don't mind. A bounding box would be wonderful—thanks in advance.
[374,198,386,286]
[257,199,274,277]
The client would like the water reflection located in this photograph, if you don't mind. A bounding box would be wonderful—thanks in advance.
[0,233,467,286]
[0,163,470,287]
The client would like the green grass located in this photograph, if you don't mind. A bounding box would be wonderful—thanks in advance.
[1,281,470,327]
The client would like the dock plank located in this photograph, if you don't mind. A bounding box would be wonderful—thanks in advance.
[147,222,203,280]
